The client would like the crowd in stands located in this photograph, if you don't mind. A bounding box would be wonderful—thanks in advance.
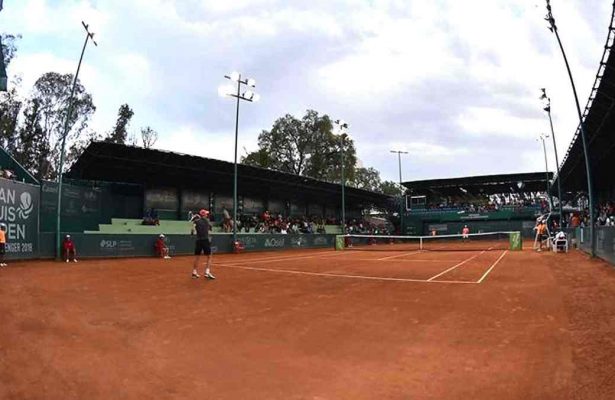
[414,194,548,214]
[0,168,16,180]
[185,207,391,235]
[142,208,160,226]
[564,201,615,227]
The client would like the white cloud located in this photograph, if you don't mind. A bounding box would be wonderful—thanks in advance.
[2,0,612,183]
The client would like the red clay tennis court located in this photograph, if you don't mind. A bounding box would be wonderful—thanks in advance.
[1,244,615,399]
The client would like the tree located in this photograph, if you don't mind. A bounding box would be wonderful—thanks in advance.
[352,167,383,191]
[27,72,95,179]
[105,104,133,144]
[140,126,158,149]
[242,109,357,183]
[14,98,53,179]
[0,34,21,67]
[0,85,22,152]
[65,129,101,169]
[380,180,403,196]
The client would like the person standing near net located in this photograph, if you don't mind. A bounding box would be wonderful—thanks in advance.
[191,209,215,280]
[462,225,470,241]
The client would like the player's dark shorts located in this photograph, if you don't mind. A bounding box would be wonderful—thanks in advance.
[194,238,212,255]
[540,234,548,241]
[0,243,5,255]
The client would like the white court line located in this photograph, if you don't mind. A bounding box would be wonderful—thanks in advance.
[354,258,467,263]
[476,250,508,283]
[426,250,486,281]
[214,251,345,266]
[377,250,423,261]
[218,263,477,284]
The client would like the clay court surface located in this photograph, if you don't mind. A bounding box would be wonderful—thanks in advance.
[2,244,615,399]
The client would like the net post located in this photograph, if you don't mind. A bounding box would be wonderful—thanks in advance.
[509,231,522,251]
[420,237,423,250]
[335,235,345,251]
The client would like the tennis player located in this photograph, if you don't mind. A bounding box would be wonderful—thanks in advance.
[462,225,470,241]
[191,209,215,280]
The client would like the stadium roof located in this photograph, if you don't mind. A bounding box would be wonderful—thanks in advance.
[554,6,615,195]
[402,172,552,197]
[66,142,392,208]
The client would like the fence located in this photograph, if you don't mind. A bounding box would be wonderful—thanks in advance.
[38,233,337,259]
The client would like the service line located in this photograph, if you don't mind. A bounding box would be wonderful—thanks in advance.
[214,250,345,266]
[426,251,486,281]
[476,250,508,284]
[218,263,477,284]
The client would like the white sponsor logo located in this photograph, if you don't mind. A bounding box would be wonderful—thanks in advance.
[264,238,285,248]
[18,192,33,219]
[0,187,35,240]
[313,236,328,246]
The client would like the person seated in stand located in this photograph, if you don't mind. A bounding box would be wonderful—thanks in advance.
[63,234,78,263]
[155,234,171,259]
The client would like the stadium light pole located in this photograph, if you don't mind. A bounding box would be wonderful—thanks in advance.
[56,21,97,260]
[544,0,595,256]
[218,72,259,246]
[335,120,349,234]
[390,150,408,234]
[537,133,554,210]
[540,88,564,226]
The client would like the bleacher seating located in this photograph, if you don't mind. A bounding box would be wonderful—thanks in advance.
[84,218,344,235]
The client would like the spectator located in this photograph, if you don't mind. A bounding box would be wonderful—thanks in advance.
[63,234,78,263]
[0,223,6,267]
[155,234,171,259]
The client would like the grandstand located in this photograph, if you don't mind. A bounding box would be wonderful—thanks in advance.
[401,172,552,236]
[65,141,391,234]
[551,9,615,264]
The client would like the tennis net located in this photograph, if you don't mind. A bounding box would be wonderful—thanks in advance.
[341,231,514,252]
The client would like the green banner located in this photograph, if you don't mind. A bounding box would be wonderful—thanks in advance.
[509,231,522,251]
[0,179,39,259]
[335,235,345,251]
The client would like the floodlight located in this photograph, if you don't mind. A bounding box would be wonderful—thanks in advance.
[252,93,261,102]
[247,78,256,87]
[229,71,240,82]
[244,90,254,100]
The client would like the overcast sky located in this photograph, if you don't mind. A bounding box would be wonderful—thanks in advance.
[2,0,613,182]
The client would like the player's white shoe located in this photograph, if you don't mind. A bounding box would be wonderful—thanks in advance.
[73,259,78,263]
[164,256,171,259]
[192,272,200,279]
[205,271,216,280]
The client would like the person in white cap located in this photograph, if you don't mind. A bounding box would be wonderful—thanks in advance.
[155,234,171,259]
[63,234,78,262]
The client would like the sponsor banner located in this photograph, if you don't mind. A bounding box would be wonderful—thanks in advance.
[0,179,39,259]
[428,224,448,233]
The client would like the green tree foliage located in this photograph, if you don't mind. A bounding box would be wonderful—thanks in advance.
[105,103,134,144]
[0,85,22,152]
[352,167,383,191]
[30,72,96,179]
[242,109,357,184]
[379,180,403,196]
[13,98,53,179]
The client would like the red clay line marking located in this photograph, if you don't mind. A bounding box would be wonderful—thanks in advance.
[476,250,509,283]
[426,250,486,281]
[218,263,477,284]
